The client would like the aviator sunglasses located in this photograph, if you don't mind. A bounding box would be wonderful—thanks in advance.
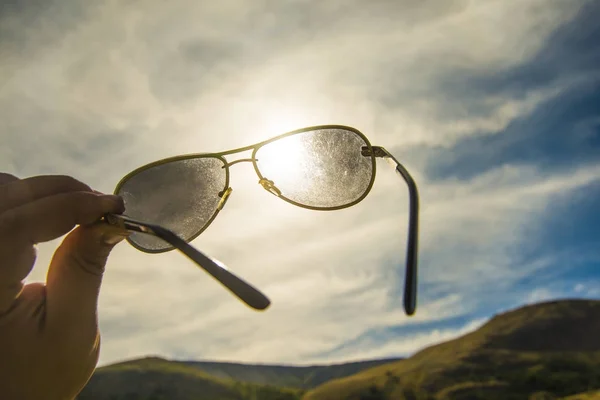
[103,125,419,315]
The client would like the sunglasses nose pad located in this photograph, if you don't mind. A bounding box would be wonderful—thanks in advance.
[259,178,282,197]
[217,187,233,210]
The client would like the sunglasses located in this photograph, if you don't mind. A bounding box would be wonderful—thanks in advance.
[103,125,419,315]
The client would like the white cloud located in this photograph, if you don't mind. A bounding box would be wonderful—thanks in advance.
[310,317,489,364]
[573,283,600,297]
[525,288,555,304]
[2,0,597,367]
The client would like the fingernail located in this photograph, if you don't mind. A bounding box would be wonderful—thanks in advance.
[101,195,125,213]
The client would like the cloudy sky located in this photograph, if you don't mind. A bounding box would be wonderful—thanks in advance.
[2,0,599,366]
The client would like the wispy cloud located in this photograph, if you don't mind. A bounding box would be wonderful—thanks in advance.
[2,0,599,366]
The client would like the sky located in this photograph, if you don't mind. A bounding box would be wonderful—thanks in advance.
[1,0,599,366]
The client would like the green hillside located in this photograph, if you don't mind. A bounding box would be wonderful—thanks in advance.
[302,299,600,400]
[77,356,400,400]
[183,358,401,389]
[561,390,600,399]
[77,357,304,400]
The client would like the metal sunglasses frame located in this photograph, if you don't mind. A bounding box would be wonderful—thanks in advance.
[104,125,419,315]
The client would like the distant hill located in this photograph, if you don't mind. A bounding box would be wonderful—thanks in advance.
[77,357,304,400]
[184,358,401,389]
[303,299,600,400]
[76,356,400,400]
[77,299,600,400]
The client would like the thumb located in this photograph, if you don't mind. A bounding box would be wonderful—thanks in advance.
[45,222,129,335]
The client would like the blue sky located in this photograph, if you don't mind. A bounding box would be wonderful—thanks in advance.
[1,0,599,365]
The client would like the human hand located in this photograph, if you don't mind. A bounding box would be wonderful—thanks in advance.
[0,173,129,400]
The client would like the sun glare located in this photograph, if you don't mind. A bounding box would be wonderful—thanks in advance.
[263,109,309,136]
[245,103,315,142]
[257,133,308,189]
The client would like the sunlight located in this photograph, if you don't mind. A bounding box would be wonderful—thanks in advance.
[262,107,310,137]
[242,101,317,143]
[256,133,309,190]
[243,103,320,194]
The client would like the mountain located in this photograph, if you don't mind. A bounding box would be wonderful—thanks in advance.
[303,299,600,400]
[183,358,401,389]
[76,356,400,400]
[76,357,303,400]
[77,299,600,400]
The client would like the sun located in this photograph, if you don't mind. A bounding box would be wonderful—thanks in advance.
[255,133,308,189]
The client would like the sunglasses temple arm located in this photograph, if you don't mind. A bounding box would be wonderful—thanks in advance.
[103,214,271,311]
[369,147,420,316]
[394,161,420,316]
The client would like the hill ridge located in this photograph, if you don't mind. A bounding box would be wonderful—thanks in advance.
[303,298,600,400]
[106,354,402,369]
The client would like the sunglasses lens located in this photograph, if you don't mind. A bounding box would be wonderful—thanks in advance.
[116,157,227,251]
[255,127,374,208]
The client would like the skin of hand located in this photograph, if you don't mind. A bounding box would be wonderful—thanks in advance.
[0,173,130,400]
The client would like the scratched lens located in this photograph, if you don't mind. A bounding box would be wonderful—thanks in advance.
[116,156,227,251]
[255,128,375,209]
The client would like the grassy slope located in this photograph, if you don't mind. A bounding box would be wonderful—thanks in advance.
[183,358,401,389]
[77,357,303,400]
[77,356,400,400]
[302,299,600,400]
[562,391,600,400]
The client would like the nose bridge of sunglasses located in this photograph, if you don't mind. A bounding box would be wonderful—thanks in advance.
[221,157,257,168]
[217,187,233,210]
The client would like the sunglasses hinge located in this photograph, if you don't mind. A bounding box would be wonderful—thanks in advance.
[361,146,390,158]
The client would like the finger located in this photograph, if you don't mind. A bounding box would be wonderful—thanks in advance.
[0,191,124,245]
[45,223,129,333]
[0,244,36,314]
[0,173,19,186]
[0,192,123,314]
[0,175,92,214]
